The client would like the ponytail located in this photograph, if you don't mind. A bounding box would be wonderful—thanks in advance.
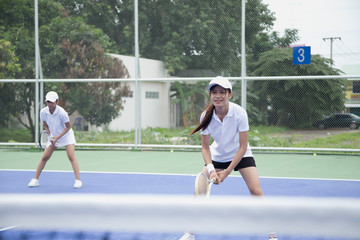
[189,104,215,135]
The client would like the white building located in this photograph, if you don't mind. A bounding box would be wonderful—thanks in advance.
[10,54,173,132]
[90,54,172,132]
[342,64,360,116]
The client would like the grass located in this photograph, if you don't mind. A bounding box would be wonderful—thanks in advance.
[0,128,33,142]
[293,131,360,149]
[0,126,359,149]
[75,127,202,145]
[248,126,293,147]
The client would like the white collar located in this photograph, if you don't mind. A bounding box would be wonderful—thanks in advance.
[212,102,234,121]
[46,106,59,115]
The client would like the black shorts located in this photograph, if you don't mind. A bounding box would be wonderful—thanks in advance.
[212,157,256,171]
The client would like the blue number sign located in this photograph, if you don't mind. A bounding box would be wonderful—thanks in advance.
[293,46,311,65]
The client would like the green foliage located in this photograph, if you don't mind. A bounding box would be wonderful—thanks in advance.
[74,130,134,144]
[40,16,114,78]
[0,128,32,142]
[0,40,21,78]
[38,15,131,127]
[1,0,348,138]
[0,84,16,128]
[247,48,346,128]
[270,29,300,48]
[0,0,130,137]
[57,0,128,53]
[0,0,63,138]
[170,81,208,127]
[2,126,359,150]
[293,131,360,149]
[0,40,22,127]
[57,0,275,75]
[0,0,34,30]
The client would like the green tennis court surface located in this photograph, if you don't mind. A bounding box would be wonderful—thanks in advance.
[1,149,359,180]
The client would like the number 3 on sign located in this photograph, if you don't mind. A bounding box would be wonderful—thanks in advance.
[297,48,305,62]
[293,46,311,65]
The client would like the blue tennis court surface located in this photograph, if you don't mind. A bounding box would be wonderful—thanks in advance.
[0,170,359,198]
[1,170,360,240]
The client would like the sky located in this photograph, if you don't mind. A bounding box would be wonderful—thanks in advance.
[261,0,360,72]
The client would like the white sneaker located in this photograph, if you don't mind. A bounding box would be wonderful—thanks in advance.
[74,180,82,188]
[179,233,195,240]
[28,178,39,187]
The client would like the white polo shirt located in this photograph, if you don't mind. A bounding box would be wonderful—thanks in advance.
[40,105,76,147]
[201,102,253,162]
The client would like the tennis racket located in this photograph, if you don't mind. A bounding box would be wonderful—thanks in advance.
[39,130,52,150]
[194,172,216,198]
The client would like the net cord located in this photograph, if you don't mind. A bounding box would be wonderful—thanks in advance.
[1,194,359,238]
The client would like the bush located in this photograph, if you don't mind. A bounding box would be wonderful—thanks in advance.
[0,128,32,142]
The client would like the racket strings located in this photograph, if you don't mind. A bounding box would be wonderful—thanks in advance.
[40,131,50,149]
[194,172,213,197]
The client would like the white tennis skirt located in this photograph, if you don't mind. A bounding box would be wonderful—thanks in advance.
[54,129,76,147]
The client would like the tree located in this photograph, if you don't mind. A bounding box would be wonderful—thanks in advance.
[39,15,130,127]
[0,40,21,127]
[0,0,130,140]
[0,0,65,138]
[170,81,208,127]
[57,0,132,53]
[230,28,302,124]
[143,0,276,75]
[247,28,300,64]
[52,0,278,128]
[0,40,21,79]
[57,0,276,75]
[270,29,300,48]
[247,47,346,128]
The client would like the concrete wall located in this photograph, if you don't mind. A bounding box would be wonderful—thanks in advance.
[91,54,170,131]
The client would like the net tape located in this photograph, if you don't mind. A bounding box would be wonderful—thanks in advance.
[1,194,359,238]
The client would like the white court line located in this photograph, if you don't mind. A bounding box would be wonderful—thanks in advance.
[1,169,360,182]
[0,225,19,231]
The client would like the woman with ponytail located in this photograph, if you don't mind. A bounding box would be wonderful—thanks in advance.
[180,76,269,240]
[190,76,263,194]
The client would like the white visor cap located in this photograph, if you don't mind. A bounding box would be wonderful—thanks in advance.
[45,91,59,103]
[207,76,232,92]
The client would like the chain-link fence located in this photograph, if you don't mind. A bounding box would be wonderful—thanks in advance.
[1,76,359,152]
[1,0,359,152]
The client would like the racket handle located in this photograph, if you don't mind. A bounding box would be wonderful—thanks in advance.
[210,177,216,183]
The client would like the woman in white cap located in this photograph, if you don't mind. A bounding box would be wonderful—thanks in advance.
[28,91,82,188]
[180,76,276,240]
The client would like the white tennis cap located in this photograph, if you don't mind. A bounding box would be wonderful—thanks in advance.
[208,76,232,91]
[45,91,59,102]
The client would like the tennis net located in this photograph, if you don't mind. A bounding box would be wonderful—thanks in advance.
[1,194,359,240]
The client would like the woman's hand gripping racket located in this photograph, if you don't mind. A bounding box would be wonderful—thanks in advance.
[194,172,216,198]
[39,130,52,150]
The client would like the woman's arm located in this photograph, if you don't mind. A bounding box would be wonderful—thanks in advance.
[218,131,248,182]
[43,121,50,135]
[52,122,71,144]
[201,134,219,182]
[201,134,212,166]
